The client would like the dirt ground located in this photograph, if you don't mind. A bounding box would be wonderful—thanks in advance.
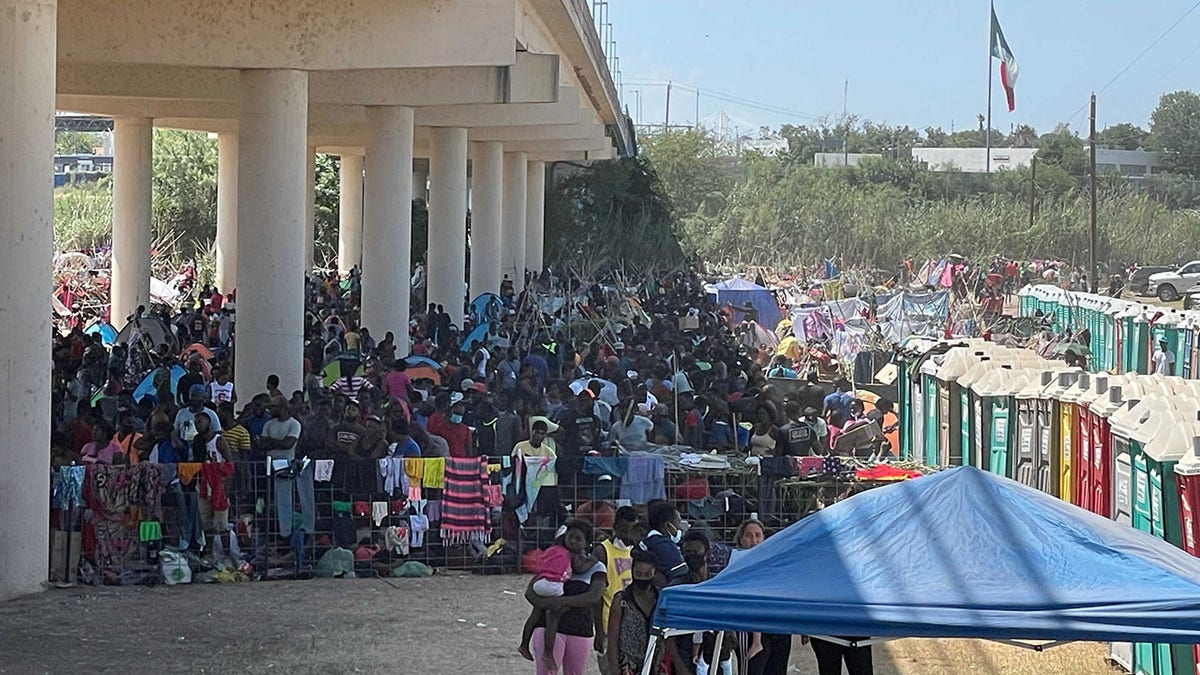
[0,575,1119,675]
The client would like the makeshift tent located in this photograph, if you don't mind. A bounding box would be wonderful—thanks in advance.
[402,355,442,370]
[115,316,179,353]
[132,365,186,403]
[652,466,1200,652]
[469,293,503,327]
[710,277,783,331]
[875,290,950,344]
[83,321,118,346]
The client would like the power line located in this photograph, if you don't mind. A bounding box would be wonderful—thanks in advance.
[1065,0,1200,124]
[623,79,826,122]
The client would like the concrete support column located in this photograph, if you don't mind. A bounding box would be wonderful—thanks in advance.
[413,167,428,202]
[525,160,546,274]
[469,141,504,299]
[111,117,153,326]
[502,152,528,291]
[235,69,308,394]
[427,127,469,328]
[0,0,55,601]
[361,106,415,350]
[337,153,363,274]
[304,146,316,271]
[215,133,238,293]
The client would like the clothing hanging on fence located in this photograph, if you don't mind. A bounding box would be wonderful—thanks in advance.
[620,455,666,505]
[440,457,489,544]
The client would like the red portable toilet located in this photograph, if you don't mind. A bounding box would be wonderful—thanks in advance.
[1177,439,1200,672]
[1087,383,1127,519]
[1076,375,1110,513]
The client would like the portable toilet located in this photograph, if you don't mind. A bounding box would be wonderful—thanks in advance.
[1014,369,1058,493]
[1074,375,1111,514]
[1120,306,1140,373]
[1036,371,1078,498]
[1133,311,1152,374]
[1138,407,1198,675]
[1174,438,1200,672]
[975,366,1032,479]
[1109,395,1141,674]
[933,347,979,467]
[1087,382,1130,519]
[919,356,941,467]
[958,356,996,470]
[1114,397,1169,675]
[1179,315,1195,379]
[1057,372,1094,504]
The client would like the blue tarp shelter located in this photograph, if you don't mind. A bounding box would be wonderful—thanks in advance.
[711,277,783,331]
[652,466,1200,655]
[132,365,186,404]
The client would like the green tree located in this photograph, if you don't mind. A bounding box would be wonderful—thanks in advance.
[1097,122,1150,151]
[1036,130,1088,174]
[1010,124,1039,148]
[151,129,217,247]
[1150,91,1200,176]
[55,130,100,155]
[640,128,737,218]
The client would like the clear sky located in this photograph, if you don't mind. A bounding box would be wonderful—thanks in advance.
[607,0,1200,136]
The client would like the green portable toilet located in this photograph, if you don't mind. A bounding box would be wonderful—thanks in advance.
[1181,316,1196,379]
[1134,311,1152,374]
[975,366,1027,478]
[959,356,998,470]
[1140,404,1199,675]
[920,359,940,467]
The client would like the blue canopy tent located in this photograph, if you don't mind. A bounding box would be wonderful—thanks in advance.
[646,466,1200,672]
[711,277,783,331]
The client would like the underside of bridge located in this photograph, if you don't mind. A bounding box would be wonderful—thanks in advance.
[0,0,630,601]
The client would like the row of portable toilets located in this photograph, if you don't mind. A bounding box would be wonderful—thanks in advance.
[896,338,1200,675]
[1018,284,1200,376]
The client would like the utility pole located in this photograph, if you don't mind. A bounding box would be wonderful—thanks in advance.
[1089,92,1099,294]
[1028,154,1037,233]
[664,81,672,132]
[843,78,849,165]
[695,88,700,130]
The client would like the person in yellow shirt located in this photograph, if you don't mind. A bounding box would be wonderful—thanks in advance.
[512,417,558,485]
[594,506,644,675]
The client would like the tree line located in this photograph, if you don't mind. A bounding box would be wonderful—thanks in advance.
[638,91,1200,270]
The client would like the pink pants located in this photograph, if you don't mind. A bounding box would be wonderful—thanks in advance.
[531,627,592,675]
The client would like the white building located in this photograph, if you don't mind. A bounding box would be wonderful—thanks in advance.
[911,146,1162,176]
[911,147,1038,173]
[813,152,882,167]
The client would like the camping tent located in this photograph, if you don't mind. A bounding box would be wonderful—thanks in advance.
[469,293,503,327]
[115,316,179,353]
[710,277,783,331]
[650,466,1200,660]
[132,365,186,403]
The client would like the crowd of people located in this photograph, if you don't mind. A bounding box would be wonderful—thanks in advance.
[48,264,891,675]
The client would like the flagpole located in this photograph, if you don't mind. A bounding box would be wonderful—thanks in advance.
[986,0,994,174]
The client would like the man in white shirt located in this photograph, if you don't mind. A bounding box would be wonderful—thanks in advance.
[1152,339,1176,376]
[261,396,302,460]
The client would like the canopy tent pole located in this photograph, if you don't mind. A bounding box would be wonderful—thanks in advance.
[638,633,661,675]
[709,630,726,672]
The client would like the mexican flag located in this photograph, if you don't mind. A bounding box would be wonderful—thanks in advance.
[990,5,1018,111]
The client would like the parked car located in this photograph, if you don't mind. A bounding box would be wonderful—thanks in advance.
[1129,265,1177,296]
[1146,261,1200,302]
[1185,283,1200,310]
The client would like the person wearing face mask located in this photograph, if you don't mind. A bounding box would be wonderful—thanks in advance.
[637,500,688,587]
[595,507,644,674]
[429,401,474,458]
[606,549,667,675]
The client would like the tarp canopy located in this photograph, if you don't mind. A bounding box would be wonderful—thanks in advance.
[874,290,949,344]
[654,466,1200,644]
[711,277,783,331]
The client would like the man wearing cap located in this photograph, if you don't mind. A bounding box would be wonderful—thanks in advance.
[1152,339,1175,376]
[174,383,221,445]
